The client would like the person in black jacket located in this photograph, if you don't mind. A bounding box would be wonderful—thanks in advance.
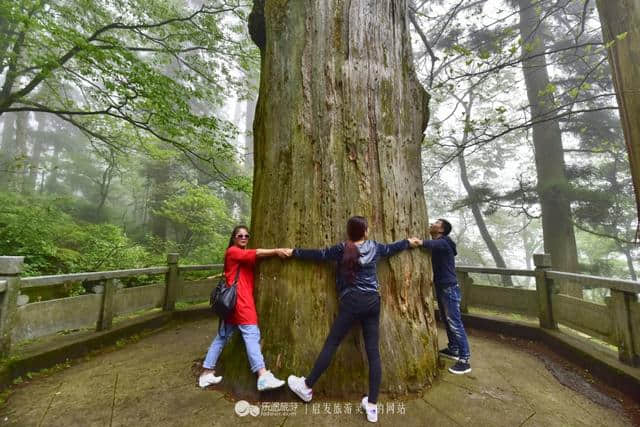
[413,218,471,375]
[282,216,419,423]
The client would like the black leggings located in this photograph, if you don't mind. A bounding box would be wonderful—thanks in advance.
[305,290,382,403]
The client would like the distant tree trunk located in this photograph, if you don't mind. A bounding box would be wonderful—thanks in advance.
[244,96,257,174]
[221,0,437,398]
[146,160,171,242]
[45,138,61,193]
[232,98,244,151]
[14,111,28,192]
[25,114,45,193]
[518,0,581,297]
[595,0,640,237]
[458,152,513,286]
[521,216,534,271]
[0,113,16,190]
[457,96,513,286]
[95,158,115,220]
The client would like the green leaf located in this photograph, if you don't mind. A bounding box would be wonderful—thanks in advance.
[616,32,628,41]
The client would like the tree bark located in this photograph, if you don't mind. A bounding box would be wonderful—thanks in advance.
[223,0,437,398]
[595,0,640,239]
[518,0,581,297]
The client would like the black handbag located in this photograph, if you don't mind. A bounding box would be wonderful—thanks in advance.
[210,267,240,320]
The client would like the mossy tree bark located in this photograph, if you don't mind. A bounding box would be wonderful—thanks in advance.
[595,0,640,238]
[220,0,438,398]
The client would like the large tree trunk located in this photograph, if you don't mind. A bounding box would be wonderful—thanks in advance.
[595,0,640,238]
[518,0,581,297]
[222,0,438,398]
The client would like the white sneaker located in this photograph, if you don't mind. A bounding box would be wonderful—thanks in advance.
[287,375,313,402]
[257,370,285,391]
[361,396,378,423]
[198,372,222,388]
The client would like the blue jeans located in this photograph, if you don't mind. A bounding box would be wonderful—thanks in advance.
[436,284,470,361]
[203,323,266,373]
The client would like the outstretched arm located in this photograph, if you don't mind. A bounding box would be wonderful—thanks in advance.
[292,243,344,262]
[376,239,411,258]
[420,238,450,252]
[256,248,289,258]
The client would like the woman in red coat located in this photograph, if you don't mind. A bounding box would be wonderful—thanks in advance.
[199,225,287,391]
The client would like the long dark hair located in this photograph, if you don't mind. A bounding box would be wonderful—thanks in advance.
[225,225,249,270]
[342,216,368,284]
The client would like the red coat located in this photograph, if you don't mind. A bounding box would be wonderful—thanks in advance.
[224,246,258,325]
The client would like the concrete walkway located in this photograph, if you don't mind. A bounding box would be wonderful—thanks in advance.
[0,318,633,426]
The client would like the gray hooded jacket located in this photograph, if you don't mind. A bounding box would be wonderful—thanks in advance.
[293,239,409,298]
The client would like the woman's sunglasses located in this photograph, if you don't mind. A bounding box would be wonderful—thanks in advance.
[235,234,250,239]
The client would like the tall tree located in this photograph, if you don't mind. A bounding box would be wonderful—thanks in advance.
[222,0,438,397]
[0,112,15,190]
[518,0,581,296]
[595,0,640,237]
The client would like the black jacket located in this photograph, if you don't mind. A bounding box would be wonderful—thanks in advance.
[422,236,458,286]
[293,239,410,299]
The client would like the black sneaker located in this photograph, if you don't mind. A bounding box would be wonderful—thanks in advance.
[438,348,460,361]
[448,361,471,375]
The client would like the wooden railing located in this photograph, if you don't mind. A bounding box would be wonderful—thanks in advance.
[0,255,222,357]
[456,254,640,367]
[1,253,639,367]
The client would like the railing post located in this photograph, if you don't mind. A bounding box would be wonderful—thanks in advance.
[97,278,116,331]
[164,253,180,311]
[0,256,24,356]
[533,253,556,329]
[457,271,473,314]
[610,290,639,366]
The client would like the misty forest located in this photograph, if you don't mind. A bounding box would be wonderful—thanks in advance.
[2,0,637,296]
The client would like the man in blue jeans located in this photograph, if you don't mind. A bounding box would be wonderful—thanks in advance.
[411,219,471,374]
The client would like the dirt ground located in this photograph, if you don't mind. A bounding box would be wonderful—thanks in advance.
[0,318,637,426]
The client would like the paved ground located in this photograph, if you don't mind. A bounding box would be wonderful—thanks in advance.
[0,318,634,426]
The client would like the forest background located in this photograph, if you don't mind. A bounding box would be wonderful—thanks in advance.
[0,0,636,303]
